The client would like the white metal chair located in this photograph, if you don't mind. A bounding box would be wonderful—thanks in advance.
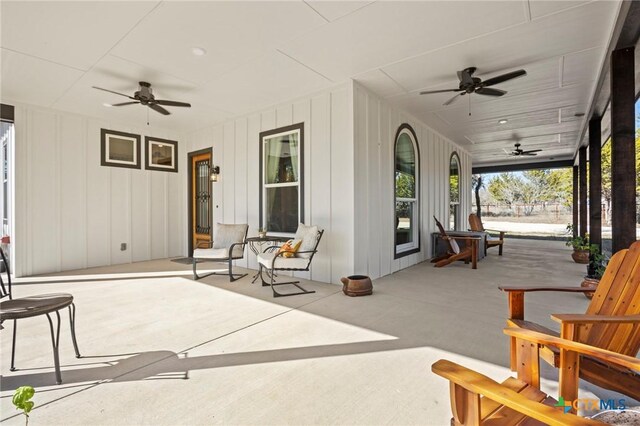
[257,225,324,297]
[192,223,249,282]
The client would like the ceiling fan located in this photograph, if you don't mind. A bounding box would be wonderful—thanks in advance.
[419,67,527,106]
[505,143,542,157]
[92,81,191,115]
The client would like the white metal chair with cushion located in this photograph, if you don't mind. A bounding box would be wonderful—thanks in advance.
[257,224,324,298]
[192,223,249,282]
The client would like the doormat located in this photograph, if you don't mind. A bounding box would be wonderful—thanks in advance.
[171,257,196,265]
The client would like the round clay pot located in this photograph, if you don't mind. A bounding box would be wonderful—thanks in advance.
[571,249,590,264]
[581,277,599,300]
[341,275,373,297]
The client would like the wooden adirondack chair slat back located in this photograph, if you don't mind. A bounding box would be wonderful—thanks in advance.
[581,241,640,356]
[469,214,484,232]
[434,216,456,254]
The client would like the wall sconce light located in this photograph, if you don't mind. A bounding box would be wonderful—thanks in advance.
[210,165,220,182]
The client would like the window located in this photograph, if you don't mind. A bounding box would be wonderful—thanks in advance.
[449,152,460,229]
[259,123,304,234]
[394,124,420,258]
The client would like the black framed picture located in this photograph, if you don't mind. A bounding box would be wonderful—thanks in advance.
[145,136,178,173]
[100,129,141,169]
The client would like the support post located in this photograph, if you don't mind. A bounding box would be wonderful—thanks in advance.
[589,118,602,254]
[611,47,636,253]
[573,165,578,238]
[579,147,588,239]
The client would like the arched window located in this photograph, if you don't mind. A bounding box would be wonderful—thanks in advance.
[394,124,420,258]
[449,152,460,229]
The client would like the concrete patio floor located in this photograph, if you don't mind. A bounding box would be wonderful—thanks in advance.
[0,239,635,425]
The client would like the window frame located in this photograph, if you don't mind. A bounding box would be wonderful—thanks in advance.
[449,151,461,230]
[394,123,420,259]
[259,122,304,236]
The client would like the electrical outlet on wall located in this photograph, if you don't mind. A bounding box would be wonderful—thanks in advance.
[120,243,127,251]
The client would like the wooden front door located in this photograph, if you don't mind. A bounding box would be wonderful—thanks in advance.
[189,149,212,255]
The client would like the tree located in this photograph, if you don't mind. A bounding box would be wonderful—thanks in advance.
[472,174,484,217]
[487,173,523,208]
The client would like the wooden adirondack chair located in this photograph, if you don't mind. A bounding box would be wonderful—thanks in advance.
[431,216,479,269]
[500,240,640,402]
[432,327,640,424]
[469,213,505,255]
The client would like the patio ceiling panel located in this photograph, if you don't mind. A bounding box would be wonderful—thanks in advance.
[108,1,328,86]
[304,1,375,22]
[0,1,159,71]
[278,1,527,82]
[192,51,333,116]
[1,49,84,107]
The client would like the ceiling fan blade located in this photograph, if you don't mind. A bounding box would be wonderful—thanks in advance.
[149,104,170,115]
[475,87,507,97]
[110,101,140,107]
[154,100,192,107]
[522,149,542,154]
[419,89,460,95]
[443,93,463,106]
[92,86,134,99]
[482,69,526,87]
[521,152,538,156]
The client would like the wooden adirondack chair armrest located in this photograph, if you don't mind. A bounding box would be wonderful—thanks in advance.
[499,286,592,293]
[485,229,506,236]
[503,327,640,372]
[551,314,640,325]
[431,359,600,425]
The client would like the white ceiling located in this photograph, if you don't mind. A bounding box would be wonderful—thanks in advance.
[0,1,621,166]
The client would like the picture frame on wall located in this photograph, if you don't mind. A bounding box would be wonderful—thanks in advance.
[100,129,141,169]
[145,136,178,173]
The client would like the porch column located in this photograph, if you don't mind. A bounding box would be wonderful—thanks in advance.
[572,165,578,238]
[589,118,602,251]
[579,147,587,239]
[610,47,636,253]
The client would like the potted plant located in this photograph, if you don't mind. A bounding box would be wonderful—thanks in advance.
[258,227,267,238]
[565,224,590,264]
[12,386,35,426]
[582,244,608,299]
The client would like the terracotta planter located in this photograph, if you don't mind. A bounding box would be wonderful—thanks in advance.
[341,275,373,297]
[571,249,590,264]
[581,277,599,300]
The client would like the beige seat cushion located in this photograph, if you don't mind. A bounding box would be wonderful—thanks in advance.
[212,223,248,257]
[258,252,310,270]
[193,247,232,260]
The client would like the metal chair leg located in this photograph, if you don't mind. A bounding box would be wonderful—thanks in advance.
[46,311,62,385]
[10,319,17,371]
[68,303,81,358]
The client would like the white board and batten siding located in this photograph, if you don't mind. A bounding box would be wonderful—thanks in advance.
[183,83,355,286]
[12,102,185,277]
[353,82,472,280]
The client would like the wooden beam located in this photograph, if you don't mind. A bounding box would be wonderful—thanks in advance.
[572,165,578,238]
[610,47,636,253]
[589,118,602,252]
[579,147,587,239]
